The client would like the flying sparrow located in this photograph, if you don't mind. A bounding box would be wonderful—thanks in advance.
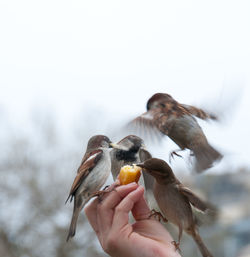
[137,158,214,257]
[66,135,113,241]
[131,93,222,172]
[110,135,154,200]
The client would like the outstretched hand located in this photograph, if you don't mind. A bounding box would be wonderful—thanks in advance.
[85,182,181,257]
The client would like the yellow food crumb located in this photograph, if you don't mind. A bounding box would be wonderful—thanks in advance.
[119,165,142,185]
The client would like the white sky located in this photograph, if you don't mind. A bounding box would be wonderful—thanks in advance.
[0,0,250,171]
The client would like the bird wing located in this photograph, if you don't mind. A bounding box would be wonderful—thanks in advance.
[65,149,103,203]
[130,109,159,129]
[78,149,100,171]
[178,184,208,212]
[128,109,169,141]
[181,104,218,121]
[139,149,154,192]
[139,148,152,162]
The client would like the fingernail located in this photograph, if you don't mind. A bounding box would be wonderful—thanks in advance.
[120,182,137,187]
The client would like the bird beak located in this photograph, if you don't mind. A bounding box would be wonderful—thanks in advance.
[136,163,145,168]
[110,142,128,150]
[109,142,120,149]
[136,163,152,174]
[109,143,123,150]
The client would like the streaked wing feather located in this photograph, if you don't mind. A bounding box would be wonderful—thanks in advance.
[66,150,103,202]
[78,149,102,172]
[128,109,164,143]
[181,104,218,121]
[178,184,208,212]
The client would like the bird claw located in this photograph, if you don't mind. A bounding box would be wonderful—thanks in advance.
[148,209,168,223]
[169,151,183,163]
[171,241,181,252]
[102,185,110,191]
[91,181,120,202]
[190,151,195,157]
[188,151,195,164]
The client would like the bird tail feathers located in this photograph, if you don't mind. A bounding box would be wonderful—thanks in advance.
[66,197,89,241]
[189,229,214,257]
[193,143,222,173]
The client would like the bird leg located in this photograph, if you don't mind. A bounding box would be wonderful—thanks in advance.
[169,149,183,163]
[190,151,195,157]
[171,241,181,253]
[148,209,168,223]
[102,185,110,191]
[171,225,183,253]
[91,181,120,202]
[188,151,195,164]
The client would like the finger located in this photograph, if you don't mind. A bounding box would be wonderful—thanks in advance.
[84,197,100,235]
[85,183,137,226]
[111,186,145,233]
[131,192,151,221]
[97,183,139,236]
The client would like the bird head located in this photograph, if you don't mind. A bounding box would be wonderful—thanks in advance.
[137,158,175,184]
[87,135,113,150]
[146,93,173,110]
[110,135,145,153]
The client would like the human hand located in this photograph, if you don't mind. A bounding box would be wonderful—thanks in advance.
[85,182,181,257]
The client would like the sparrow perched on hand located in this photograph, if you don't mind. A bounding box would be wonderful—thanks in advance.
[131,93,222,172]
[66,135,113,241]
[137,158,214,257]
[110,135,154,192]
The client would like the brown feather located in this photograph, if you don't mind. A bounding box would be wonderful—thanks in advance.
[65,149,103,203]
[181,104,218,120]
[129,109,164,141]
[130,93,222,172]
[178,184,208,212]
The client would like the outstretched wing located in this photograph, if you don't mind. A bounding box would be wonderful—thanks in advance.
[130,109,159,130]
[128,109,169,142]
[181,104,218,121]
[65,149,103,203]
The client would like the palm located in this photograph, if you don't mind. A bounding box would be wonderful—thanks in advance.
[117,219,180,257]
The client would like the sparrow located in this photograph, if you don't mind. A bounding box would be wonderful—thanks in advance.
[110,135,154,199]
[66,135,113,241]
[137,158,214,257]
[131,93,222,172]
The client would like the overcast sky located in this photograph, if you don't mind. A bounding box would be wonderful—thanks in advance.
[0,0,250,172]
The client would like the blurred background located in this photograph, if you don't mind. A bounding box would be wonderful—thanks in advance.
[0,0,250,257]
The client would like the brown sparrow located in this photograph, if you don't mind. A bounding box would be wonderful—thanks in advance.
[110,135,154,193]
[137,158,214,257]
[131,93,222,172]
[66,135,113,241]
